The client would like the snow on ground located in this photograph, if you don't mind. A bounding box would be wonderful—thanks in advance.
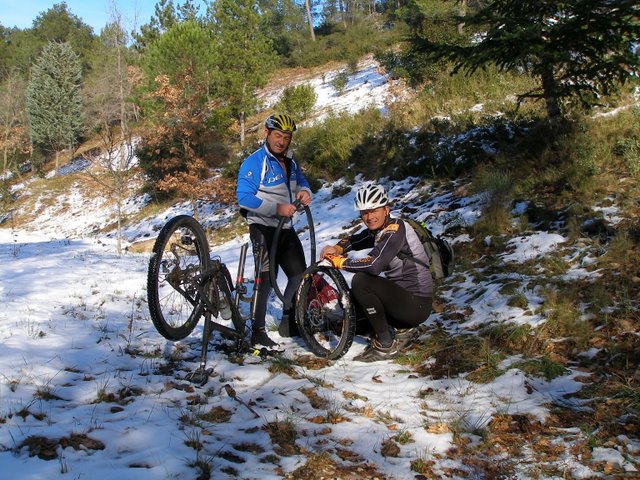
[1,175,623,479]
[2,55,637,479]
[257,54,407,123]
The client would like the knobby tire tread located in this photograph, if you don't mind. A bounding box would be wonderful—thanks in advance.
[147,215,210,341]
[295,265,356,360]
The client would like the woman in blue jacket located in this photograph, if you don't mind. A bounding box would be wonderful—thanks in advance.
[236,114,312,348]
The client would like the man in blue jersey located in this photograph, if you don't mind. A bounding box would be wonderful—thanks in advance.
[320,184,433,362]
[236,114,312,348]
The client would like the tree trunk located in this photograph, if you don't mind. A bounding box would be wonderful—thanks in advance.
[539,63,562,121]
[240,111,246,146]
[116,193,123,255]
[2,126,7,173]
[457,0,467,34]
[304,0,316,41]
[117,22,127,255]
[339,0,348,29]
[191,197,199,221]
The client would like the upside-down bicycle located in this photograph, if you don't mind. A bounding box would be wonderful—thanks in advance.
[146,205,357,384]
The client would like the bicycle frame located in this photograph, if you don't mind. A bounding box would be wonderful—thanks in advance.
[149,206,355,384]
[190,242,265,380]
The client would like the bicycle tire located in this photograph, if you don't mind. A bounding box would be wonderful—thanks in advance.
[295,264,356,360]
[147,215,210,341]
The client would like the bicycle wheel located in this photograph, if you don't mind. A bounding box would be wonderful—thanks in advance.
[147,215,210,341]
[295,265,356,360]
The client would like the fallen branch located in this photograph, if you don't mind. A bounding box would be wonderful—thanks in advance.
[223,384,260,418]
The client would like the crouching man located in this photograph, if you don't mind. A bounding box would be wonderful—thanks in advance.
[320,184,432,362]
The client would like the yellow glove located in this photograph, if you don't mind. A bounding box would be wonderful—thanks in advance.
[325,253,347,269]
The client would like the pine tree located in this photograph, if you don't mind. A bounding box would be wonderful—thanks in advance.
[257,0,307,58]
[277,83,317,120]
[31,3,98,73]
[210,0,276,145]
[26,41,84,174]
[133,0,203,51]
[412,0,640,121]
[133,0,179,50]
[143,20,216,101]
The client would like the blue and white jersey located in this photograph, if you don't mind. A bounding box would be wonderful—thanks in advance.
[236,143,311,228]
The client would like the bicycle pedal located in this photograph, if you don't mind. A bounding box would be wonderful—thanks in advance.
[251,347,283,357]
[185,368,213,386]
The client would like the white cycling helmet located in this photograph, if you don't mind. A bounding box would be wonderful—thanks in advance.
[354,184,389,211]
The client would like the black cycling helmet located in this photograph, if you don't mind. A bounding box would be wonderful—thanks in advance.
[265,114,297,133]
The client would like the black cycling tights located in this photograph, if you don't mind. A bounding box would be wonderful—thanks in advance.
[249,224,306,329]
[351,272,432,341]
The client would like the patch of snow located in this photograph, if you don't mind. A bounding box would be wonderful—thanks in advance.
[501,233,566,263]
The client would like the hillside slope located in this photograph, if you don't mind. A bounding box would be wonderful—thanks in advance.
[1,59,639,479]
[4,55,404,242]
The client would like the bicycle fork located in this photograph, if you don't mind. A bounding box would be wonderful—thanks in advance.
[191,243,265,381]
[194,258,247,377]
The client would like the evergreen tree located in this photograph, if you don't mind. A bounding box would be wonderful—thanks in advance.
[142,20,217,102]
[31,3,98,73]
[26,41,84,174]
[277,83,317,120]
[0,25,12,75]
[412,0,640,120]
[0,27,41,77]
[133,0,203,51]
[1,4,97,77]
[257,0,307,58]
[377,0,467,86]
[209,0,276,145]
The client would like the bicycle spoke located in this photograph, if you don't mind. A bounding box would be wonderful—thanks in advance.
[147,216,210,341]
[295,266,355,360]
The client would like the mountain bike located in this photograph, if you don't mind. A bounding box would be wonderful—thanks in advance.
[146,205,357,384]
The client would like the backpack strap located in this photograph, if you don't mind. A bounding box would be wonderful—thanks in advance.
[397,250,429,268]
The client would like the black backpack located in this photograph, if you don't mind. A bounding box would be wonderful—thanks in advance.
[399,218,454,280]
